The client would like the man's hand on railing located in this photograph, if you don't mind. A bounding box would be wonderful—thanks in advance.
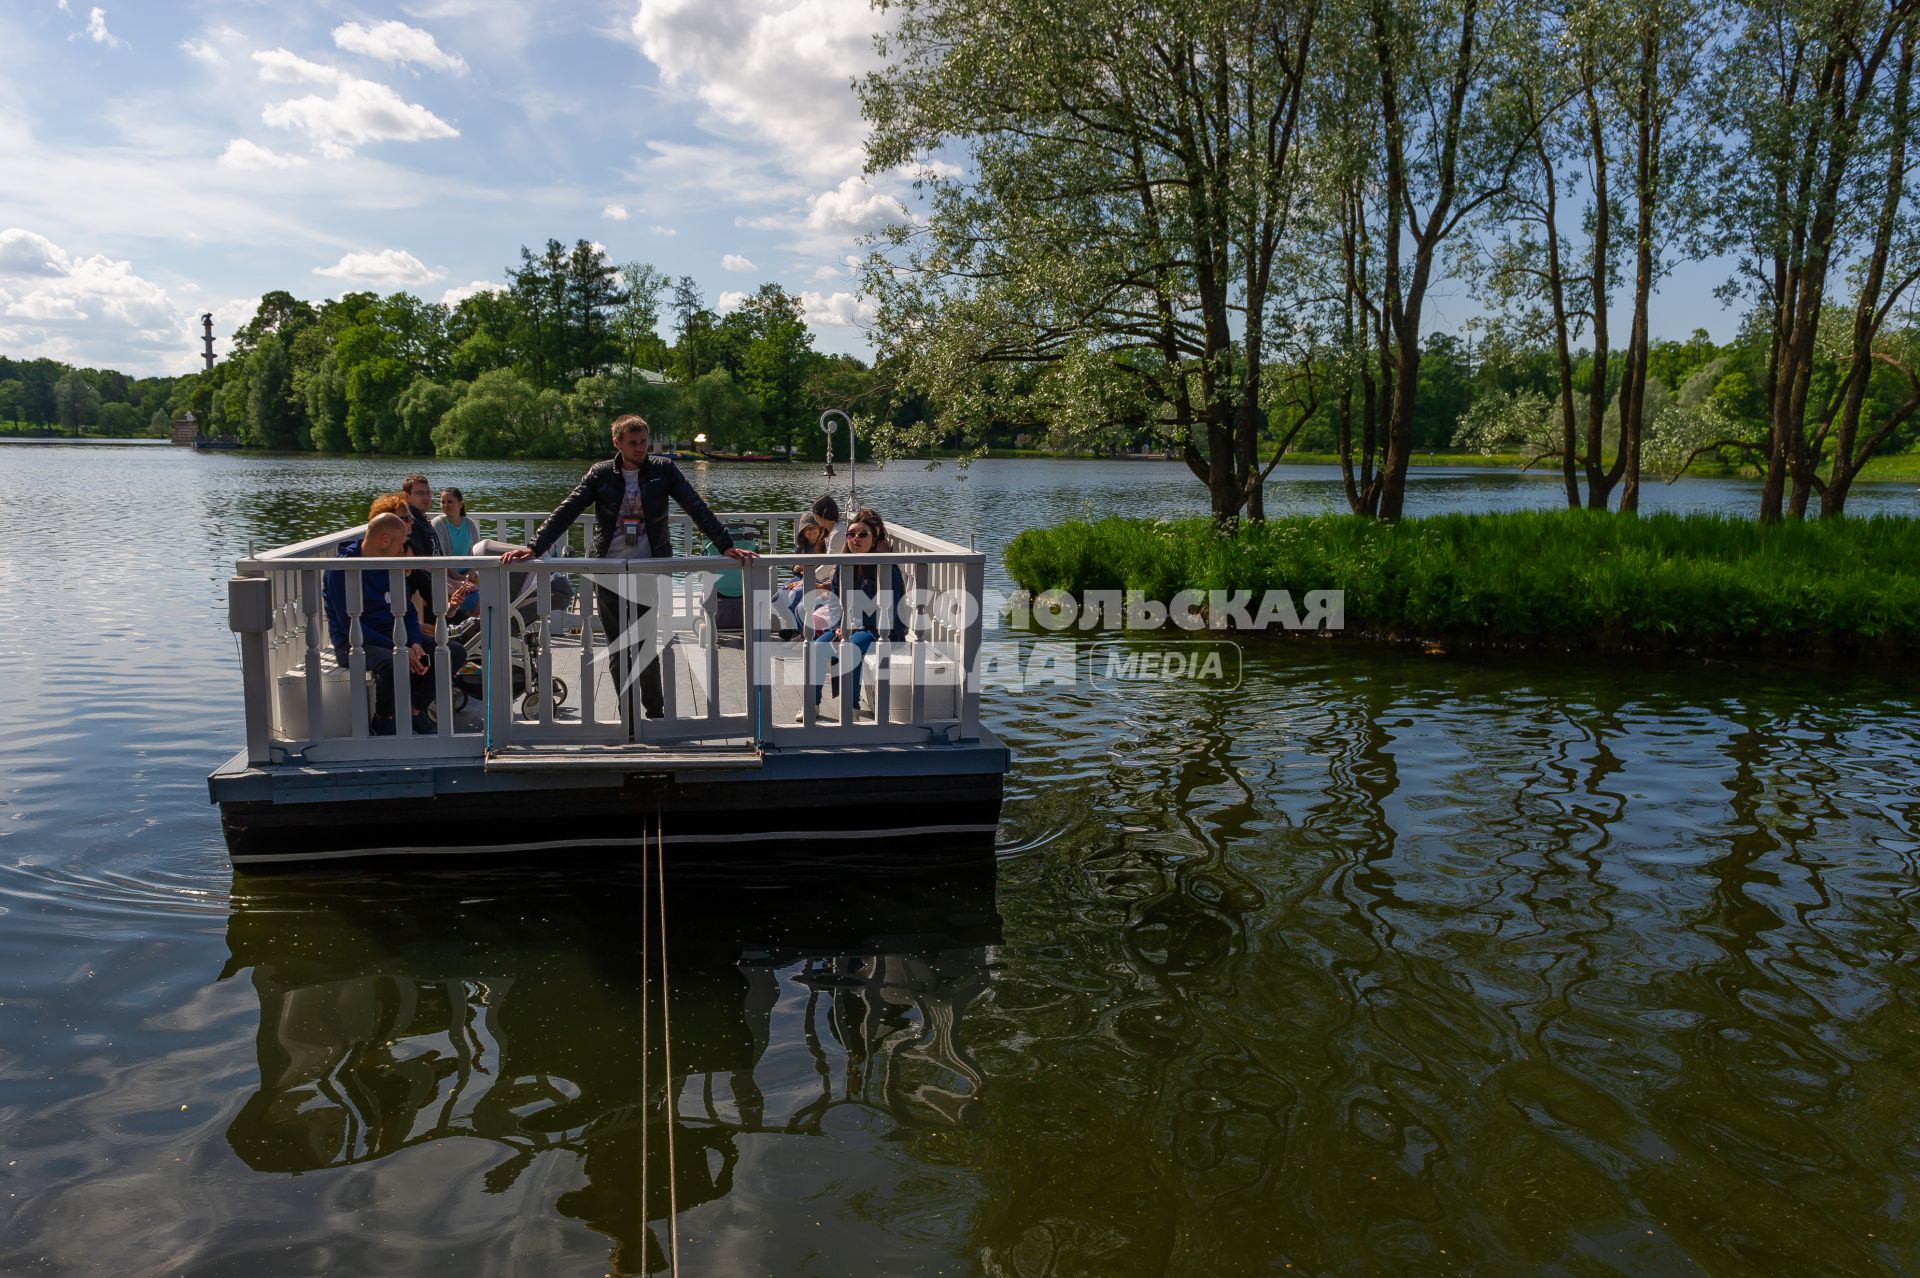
[723,546,757,562]
[499,546,534,563]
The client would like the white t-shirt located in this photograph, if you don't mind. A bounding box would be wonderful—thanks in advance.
[607,468,654,561]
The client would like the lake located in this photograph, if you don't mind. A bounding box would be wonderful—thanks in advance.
[1,446,1916,1275]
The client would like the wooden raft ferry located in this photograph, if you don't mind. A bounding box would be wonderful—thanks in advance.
[208,509,1006,870]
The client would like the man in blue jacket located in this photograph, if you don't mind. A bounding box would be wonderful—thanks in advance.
[502,414,753,729]
[324,512,469,736]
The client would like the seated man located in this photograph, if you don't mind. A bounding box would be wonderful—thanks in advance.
[322,512,470,737]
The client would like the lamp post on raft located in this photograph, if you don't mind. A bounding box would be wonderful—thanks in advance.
[820,409,854,509]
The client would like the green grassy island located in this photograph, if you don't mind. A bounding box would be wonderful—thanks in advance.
[1005,511,1920,654]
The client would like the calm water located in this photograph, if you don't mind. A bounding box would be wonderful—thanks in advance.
[1,446,1917,1275]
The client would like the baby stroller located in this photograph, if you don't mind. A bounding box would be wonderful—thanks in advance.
[700,521,764,640]
[451,557,575,717]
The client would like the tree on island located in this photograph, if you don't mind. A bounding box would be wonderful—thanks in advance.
[858,0,1322,524]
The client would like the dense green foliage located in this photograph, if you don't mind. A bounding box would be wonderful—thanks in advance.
[1005,512,1920,650]
[860,0,1920,521]
[0,239,904,458]
[0,356,182,437]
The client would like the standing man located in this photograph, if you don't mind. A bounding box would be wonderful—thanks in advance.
[502,414,754,728]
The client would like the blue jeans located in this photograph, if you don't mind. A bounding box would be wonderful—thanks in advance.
[811,628,875,708]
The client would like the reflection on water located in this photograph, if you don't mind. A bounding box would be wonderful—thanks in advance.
[220,867,999,1275]
[1,448,1918,1274]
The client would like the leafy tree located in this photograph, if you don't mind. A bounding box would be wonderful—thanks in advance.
[96,401,141,436]
[682,369,763,452]
[303,353,350,453]
[509,240,573,390]
[861,0,1321,522]
[736,284,818,455]
[671,276,719,385]
[231,290,317,358]
[1711,0,1920,518]
[397,376,460,454]
[613,262,671,395]
[54,368,100,432]
[566,239,624,379]
[244,332,301,449]
[433,369,572,458]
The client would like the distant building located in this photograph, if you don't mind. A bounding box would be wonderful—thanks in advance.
[170,411,199,446]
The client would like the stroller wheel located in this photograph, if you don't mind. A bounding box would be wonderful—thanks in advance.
[520,691,541,717]
[550,677,569,706]
[452,687,469,712]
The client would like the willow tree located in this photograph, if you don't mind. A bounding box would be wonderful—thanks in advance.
[1472,0,1714,511]
[859,0,1319,523]
[1316,0,1537,520]
[1712,0,1919,520]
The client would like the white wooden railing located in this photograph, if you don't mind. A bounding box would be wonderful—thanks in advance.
[226,511,984,766]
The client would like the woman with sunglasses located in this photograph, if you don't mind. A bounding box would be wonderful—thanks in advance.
[806,508,907,721]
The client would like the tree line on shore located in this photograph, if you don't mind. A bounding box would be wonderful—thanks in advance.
[858,0,1920,522]
[0,240,908,460]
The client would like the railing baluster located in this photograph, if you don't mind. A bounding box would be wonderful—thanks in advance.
[303,569,324,741]
[485,588,513,749]
[390,566,413,737]
[435,567,454,739]
[578,570,597,726]
[536,567,554,726]
[656,565,678,726]
[703,569,721,726]
[346,568,369,740]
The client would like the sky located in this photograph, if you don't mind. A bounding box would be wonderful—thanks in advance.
[0,0,1746,378]
[0,0,917,375]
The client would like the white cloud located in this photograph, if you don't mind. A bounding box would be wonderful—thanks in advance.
[263,77,459,157]
[715,289,748,313]
[629,0,887,177]
[602,202,630,221]
[84,7,120,48]
[57,0,70,12]
[313,248,445,286]
[589,240,608,256]
[804,175,906,236]
[0,228,187,370]
[332,21,468,74]
[441,279,505,306]
[253,48,346,86]
[180,38,224,66]
[721,253,755,272]
[217,139,308,171]
[801,290,875,328]
[651,224,677,236]
[0,228,70,277]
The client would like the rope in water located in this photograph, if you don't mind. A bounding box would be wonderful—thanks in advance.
[639,807,651,1273]
[656,812,682,1277]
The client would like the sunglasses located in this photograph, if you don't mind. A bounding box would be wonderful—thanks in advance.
[846,525,876,540]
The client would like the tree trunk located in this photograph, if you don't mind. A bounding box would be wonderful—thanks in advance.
[1582,80,1616,511]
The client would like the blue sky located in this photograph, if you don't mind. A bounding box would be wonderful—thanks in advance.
[0,0,1745,377]
[0,0,911,374]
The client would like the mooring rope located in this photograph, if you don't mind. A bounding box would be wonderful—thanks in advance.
[639,808,651,1273]
[656,812,682,1277]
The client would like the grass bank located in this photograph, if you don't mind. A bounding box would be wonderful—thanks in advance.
[1004,511,1920,652]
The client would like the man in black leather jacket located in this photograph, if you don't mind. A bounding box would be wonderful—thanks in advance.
[502,414,754,729]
